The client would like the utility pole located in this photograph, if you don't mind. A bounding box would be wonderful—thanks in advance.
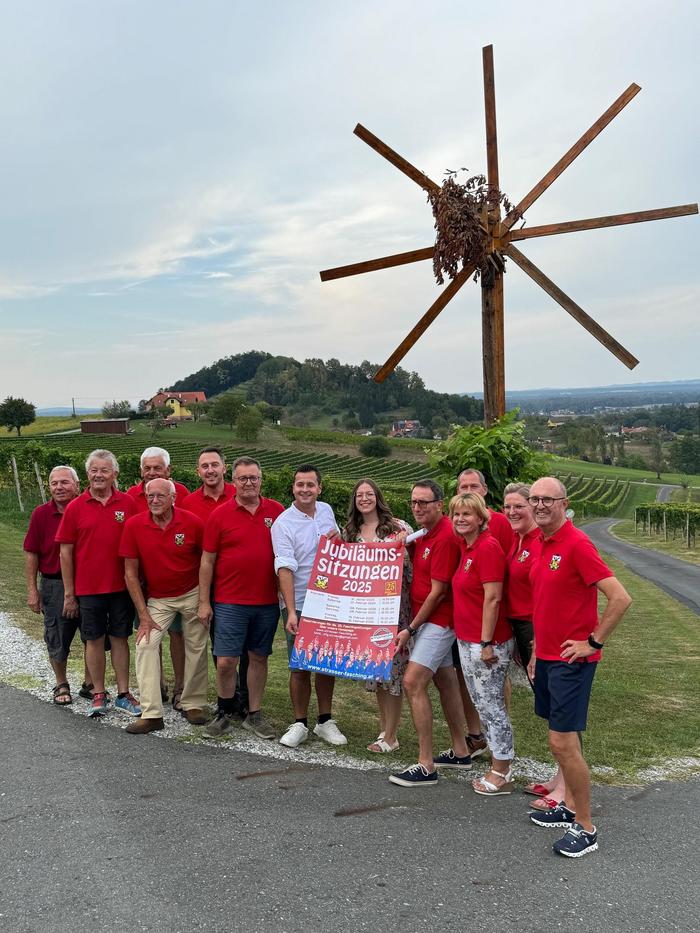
[71,397,76,417]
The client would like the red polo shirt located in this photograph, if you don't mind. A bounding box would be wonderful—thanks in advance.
[203,496,285,604]
[409,515,461,628]
[119,507,204,598]
[505,526,541,621]
[488,508,514,555]
[530,520,612,662]
[181,483,235,523]
[126,480,190,513]
[24,499,74,575]
[452,532,510,643]
[55,489,137,596]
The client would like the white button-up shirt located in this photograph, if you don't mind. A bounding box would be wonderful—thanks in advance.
[272,500,338,611]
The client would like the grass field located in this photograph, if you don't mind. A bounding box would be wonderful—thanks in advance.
[2,517,697,783]
[613,520,700,567]
[546,454,700,489]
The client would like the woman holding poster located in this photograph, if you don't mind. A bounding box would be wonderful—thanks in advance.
[450,492,516,796]
[343,479,413,754]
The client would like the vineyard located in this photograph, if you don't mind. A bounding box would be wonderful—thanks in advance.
[634,502,700,547]
[556,473,633,518]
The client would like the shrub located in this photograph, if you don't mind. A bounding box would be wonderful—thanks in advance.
[359,436,391,458]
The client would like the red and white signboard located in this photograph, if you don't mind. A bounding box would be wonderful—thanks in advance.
[289,535,404,682]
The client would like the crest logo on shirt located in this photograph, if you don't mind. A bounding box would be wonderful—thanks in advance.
[114,511,125,523]
[549,554,562,571]
[384,581,397,596]
[517,549,530,563]
[463,558,473,573]
[175,533,185,547]
[264,517,273,528]
[314,574,329,590]
[421,547,431,560]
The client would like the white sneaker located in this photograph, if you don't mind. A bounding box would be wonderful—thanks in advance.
[313,719,347,746]
[279,721,309,748]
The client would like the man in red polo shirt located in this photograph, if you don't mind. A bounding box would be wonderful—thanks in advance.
[198,456,284,740]
[56,449,140,718]
[126,445,190,711]
[120,477,209,734]
[180,447,235,522]
[526,476,631,858]
[389,480,470,788]
[24,465,91,705]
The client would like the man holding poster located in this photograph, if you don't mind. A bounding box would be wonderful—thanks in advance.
[272,465,347,749]
[389,480,470,788]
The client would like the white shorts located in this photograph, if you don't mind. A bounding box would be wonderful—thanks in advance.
[409,622,456,673]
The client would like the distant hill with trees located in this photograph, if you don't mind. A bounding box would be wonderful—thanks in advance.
[167,351,483,436]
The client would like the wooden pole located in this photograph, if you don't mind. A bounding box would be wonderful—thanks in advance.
[33,461,47,503]
[10,456,24,513]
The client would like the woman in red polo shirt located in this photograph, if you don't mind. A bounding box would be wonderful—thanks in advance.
[504,482,565,809]
[450,492,515,795]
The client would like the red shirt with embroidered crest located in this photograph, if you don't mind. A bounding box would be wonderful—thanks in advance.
[409,515,461,628]
[452,531,510,643]
[529,520,612,662]
[180,483,235,522]
[55,489,137,595]
[119,507,204,598]
[505,526,541,620]
[203,496,285,604]
[126,480,190,513]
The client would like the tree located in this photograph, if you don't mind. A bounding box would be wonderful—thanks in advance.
[0,396,36,436]
[211,391,245,429]
[188,401,209,422]
[102,399,132,418]
[649,430,665,480]
[359,436,392,458]
[236,406,263,442]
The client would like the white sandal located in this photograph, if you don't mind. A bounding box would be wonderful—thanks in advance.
[367,737,400,753]
[473,767,514,796]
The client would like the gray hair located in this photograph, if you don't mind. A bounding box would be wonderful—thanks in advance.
[145,478,176,497]
[140,446,170,468]
[49,464,80,484]
[85,449,119,474]
[232,456,261,473]
[503,482,531,500]
[458,468,486,486]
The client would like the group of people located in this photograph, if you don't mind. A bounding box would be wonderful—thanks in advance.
[24,444,632,859]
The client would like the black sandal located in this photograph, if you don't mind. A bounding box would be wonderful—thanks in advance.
[172,688,183,712]
[78,681,94,700]
[53,682,72,706]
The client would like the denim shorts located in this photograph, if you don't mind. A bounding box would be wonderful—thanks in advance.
[534,659,597,733]
[213,603,280,658]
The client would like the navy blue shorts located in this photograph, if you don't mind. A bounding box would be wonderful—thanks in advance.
[534,659,597,733]
[79,591,134,641]
[213,603,279,658]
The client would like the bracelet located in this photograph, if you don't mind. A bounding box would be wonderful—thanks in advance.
[480,640,494,648]
[587,634,604,650]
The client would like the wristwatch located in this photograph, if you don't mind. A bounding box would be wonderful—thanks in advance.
[587,634,604,650]
[480,640,494,648]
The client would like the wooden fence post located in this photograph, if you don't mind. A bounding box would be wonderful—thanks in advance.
[686,512,691,549]
[33,461,46,503]
[10,456,24,513]
[663,511,667,542]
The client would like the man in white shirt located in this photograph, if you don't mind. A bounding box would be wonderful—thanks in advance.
[271,464,347,748]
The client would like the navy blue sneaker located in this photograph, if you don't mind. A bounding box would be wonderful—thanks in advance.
[553,823,599,858]
[529,803,576,828]
[389,764,438,787]
[433,748,473,770]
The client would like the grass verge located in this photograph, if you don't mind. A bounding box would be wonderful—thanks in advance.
[612,520,700,567]
[1,522,697,782]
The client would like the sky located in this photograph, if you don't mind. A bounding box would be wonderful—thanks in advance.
[1,0,698,407]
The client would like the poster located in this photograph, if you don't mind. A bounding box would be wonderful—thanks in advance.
[289,535,404,682]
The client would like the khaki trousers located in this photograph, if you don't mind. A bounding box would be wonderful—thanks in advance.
[135,587,209,719]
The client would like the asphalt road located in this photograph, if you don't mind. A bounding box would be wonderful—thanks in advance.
[2,683,698,933]
[584,518,700,614]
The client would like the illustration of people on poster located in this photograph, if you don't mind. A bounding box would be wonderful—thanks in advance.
[289,535,404,682]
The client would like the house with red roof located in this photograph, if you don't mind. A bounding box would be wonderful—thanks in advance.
[146,391,207,420]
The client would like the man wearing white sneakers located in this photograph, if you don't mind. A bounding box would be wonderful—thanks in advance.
[272,464,347,749]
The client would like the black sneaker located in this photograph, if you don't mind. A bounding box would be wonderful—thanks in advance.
[529,803,576,828]
[433,748,473,770]
[389,764,438,787]
[553,823,599,858]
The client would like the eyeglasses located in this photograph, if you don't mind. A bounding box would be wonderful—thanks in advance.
[528,496,566,507]
[411,498,439,508]
[356,493,376,500]
[236,476,261,485]
[146,493,171,501]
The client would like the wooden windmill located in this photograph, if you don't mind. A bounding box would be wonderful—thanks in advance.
[319,45,698,425]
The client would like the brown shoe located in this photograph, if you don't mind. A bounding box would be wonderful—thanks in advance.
[126,717,164,734]
[183,708,209,726]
